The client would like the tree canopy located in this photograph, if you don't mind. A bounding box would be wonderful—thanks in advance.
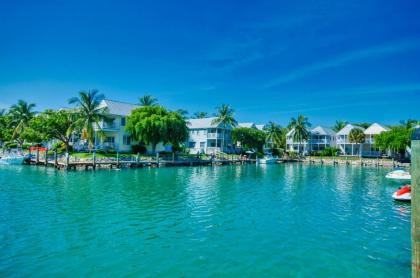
[232,127,266,152]
[375,126,414,158]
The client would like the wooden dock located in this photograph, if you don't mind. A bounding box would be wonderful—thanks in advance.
[26,157,257,171]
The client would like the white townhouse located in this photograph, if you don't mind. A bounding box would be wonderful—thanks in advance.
[336,124,365,156]
[74,99,169,153]
[362,123,390,157]
[286,126,336,154]
[187,117,234,154]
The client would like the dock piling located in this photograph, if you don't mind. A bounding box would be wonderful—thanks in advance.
[411,128,420,278]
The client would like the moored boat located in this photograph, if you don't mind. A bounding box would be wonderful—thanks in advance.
[385,169,411,180]
[258,155,278,164]
[392,185,411,202]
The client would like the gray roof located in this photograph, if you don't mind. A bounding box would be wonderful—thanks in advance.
[99,99,139,116]
[238,122,256,129]
[336,124,365,136]
[311,126,336,136]
[364,123,390,135]
[188,117,220,129]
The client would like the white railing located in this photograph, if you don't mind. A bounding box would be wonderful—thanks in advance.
[207,133,224,139]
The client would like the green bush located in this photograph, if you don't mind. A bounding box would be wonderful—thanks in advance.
[5,142,17,149]
[320,147,340,157]
[131,143,147,154]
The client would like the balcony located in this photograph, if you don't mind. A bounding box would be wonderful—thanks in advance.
[97,121,118,131]
[207,133,224,139]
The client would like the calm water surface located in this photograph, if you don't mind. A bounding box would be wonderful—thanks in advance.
[0,164,411,277]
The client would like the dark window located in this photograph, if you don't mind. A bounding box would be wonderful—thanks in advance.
[121,117,126,126]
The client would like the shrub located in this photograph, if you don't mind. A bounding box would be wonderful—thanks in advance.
[320,147,340,157]
[131,143,147,154]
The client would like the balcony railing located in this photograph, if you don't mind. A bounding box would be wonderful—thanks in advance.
[207,133,225,139]
[97,121,118,130]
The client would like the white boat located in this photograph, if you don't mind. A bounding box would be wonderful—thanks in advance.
[392,185,411,202]
[258,155,278,164]
[385,169,411,180]
[0,154,26,165]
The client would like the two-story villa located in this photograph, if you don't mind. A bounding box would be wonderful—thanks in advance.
[187,117,234,154]
[286,126,336,154]
[362,123,390,157]
[336,124,365,156]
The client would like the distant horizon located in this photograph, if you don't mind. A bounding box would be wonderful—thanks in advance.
[1,0,419,126]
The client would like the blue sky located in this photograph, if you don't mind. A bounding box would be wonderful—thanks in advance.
[1,0,420,126]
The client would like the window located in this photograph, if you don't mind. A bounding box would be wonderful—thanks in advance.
[105,136,115,143]
[189,142,196,148]
[200,142,205,148]
[123,135,131,145]
[121,117,126,126]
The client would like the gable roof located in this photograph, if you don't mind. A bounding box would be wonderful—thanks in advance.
[238,122,256,129]
[256,124,265,131]
[188,117,221,129]
[364,123,390,135]
[99,99,138,116]
[336,124,365,135]
[311,126,336,136]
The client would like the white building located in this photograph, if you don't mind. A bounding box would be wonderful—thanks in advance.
[187,117,234,154]
[238,122,257,129]
[74,99,169,153]
[336,124,365,156]
[362,123,390,157]
[286,126,336,154]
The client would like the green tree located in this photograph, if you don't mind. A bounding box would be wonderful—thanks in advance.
[139,95,158,106]
[126,106,167,154]
[8,100,36,148]
[288,115,311,154]
[0,114,13,146]
[375,126,414,158]
[31,110,78,153]
[333,120,347,132]
[348,128,365,157]
[68,89,110,151]
[211,104,237,153]
[165,111,189,154]
[399,119,419,129]
[264,121,284,150]
[192,112,208,119]
[232,127,266,153]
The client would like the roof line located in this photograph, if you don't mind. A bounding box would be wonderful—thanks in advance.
[104,99,139,106]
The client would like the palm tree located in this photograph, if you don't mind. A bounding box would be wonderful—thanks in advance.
[68,89,110,151]
[139,95,158,106]
[399,119,418,130]
[333,120,347,132]
[264,122,283,149]
[0,109,5,116]
[176,109,189,119]
[211,104,237,153]
[288,115,311,154]
[348,128,365,157]
[8,100,36,147]
[354,122,370,129]
[192,112,208,119]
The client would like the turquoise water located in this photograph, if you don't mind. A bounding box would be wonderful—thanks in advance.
[0,164,411,277]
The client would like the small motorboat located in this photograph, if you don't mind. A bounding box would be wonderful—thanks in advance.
[385,169,411,180]
[258,155,278,164]
[0,152,26,165]
[392,185,411,202]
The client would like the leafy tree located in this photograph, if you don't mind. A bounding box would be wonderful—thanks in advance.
[288,115,311,154]
[31,110,78,153]
[0,114,13,146]
[68,89,110,151]
[375,126,414,158]
[126,106,168,154]
[139,95,158,106]
[232,127,266,153]
[165,111,189,154]
[8,100,36,148]
[192,112,208,119]
[348,128,365,157]
[333,120,347,132]
[264,121,285,150]
[211,104,237,153]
